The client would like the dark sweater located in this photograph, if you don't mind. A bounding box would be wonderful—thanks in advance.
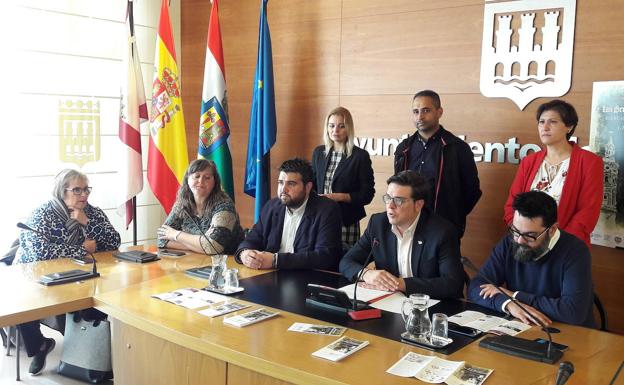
[468,230,594,328]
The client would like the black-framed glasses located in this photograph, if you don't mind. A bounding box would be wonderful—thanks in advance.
[65,187,92,196]
[508,225,551,242]
[382,194,411,207]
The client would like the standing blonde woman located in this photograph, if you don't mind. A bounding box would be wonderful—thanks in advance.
[312,107,375,248]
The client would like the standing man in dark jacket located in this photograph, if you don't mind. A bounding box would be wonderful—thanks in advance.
[394,90,481,237]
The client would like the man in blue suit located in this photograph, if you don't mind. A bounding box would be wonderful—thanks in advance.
[339,170,464,299]
[236,158,342,270]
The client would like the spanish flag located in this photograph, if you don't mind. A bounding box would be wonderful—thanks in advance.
[148,0,189,214]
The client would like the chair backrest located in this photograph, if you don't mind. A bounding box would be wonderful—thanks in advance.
[593,291,608,331]
[0,238,19,266]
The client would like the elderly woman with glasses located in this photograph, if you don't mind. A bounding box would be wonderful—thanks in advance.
[14,169,120,375]
[15,169,121,264]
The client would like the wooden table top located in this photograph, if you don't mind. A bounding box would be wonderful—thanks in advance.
[93,272,624,385]
[0,246,266,328]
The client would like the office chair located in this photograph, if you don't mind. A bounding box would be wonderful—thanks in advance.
[594,291,608,331]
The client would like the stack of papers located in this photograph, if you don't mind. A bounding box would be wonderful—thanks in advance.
[387,352,493,384]
[199,302,250,318]
[288,323,346,336]
[449,310,530,336]
[151,288,227,309]
[312,336,369,362]
[223,308,279,327]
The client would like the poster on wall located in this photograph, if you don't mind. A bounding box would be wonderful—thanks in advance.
[589,80,624,248]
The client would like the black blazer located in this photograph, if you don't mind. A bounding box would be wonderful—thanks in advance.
[339,209,464,299]
[312,145,375,226]
[235,192,342,271]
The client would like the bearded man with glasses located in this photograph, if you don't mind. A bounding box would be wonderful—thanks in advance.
[339,170,464,299]
[468,191,594,327]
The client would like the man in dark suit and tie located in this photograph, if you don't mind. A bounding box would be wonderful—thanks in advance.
[236,158,342,270]
[339,170,464,299]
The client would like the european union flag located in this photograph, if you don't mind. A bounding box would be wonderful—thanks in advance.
[244,0,276,223]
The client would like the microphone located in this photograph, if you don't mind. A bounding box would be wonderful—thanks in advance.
[17,222,100,285]
[462,256,563,364]
[348,238,382,321]
[555,361,574,385]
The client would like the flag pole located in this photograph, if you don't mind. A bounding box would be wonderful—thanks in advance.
[129,0,137,246]
[132,197,138,245]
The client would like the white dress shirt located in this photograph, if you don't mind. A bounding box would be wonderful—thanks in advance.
[279,197,309,253]
[391,214,421,278]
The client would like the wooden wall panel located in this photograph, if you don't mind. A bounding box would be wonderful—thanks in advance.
[181,0,624,334]
[340,4,483,95]
[342,0,481,19]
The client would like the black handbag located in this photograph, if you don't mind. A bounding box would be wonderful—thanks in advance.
[57,310,113,383]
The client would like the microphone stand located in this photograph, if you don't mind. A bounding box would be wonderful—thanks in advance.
[348,238,382,321]
[462,256,563,364]
[181,209,224,284]
[17,222,100,285]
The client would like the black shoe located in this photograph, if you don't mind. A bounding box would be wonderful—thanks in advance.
[29,337,56,376]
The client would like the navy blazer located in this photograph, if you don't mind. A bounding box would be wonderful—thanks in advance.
[339,209,464,299]
[235,192,342,270]
[312,145,375,226]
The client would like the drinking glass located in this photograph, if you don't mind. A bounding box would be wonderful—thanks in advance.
[431,313,449,343]
[224,268,239,291]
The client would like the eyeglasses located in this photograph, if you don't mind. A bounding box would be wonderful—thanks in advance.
[65,187,92,196]
[382,194,411,207]
[508,225,551,242]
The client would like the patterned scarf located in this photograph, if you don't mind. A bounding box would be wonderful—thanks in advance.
[50,197,84,245]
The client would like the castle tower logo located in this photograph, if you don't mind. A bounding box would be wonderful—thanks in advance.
[58,99,101,167]
[479,0,577,110]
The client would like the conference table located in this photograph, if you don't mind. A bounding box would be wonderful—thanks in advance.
[2,248,623,384]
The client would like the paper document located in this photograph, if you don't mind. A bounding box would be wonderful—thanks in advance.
[199,302,250,318]
[312,336,369,362]
[339,283,393,302]
[288,323,346,336]
[387,352,493,384]
[372,293,439,314]
[338,284,439,314]
[449,310,530,336]
[151,288,227,309]
[223,308,279,327]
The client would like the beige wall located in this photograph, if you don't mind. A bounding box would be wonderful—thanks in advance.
[6,0,182,248]
[181,0,624,333]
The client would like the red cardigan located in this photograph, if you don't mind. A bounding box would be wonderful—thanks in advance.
[503,143,604,247]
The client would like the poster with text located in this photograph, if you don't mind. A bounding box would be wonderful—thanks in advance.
[589,80,624,248]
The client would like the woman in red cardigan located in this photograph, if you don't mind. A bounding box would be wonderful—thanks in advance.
[504,100,604,247]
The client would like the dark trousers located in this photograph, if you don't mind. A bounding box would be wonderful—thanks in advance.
[17,315,65,357]
[17,321,44,357]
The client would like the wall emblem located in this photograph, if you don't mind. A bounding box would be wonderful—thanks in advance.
[58,100,100,167]
[479,0,577,110]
